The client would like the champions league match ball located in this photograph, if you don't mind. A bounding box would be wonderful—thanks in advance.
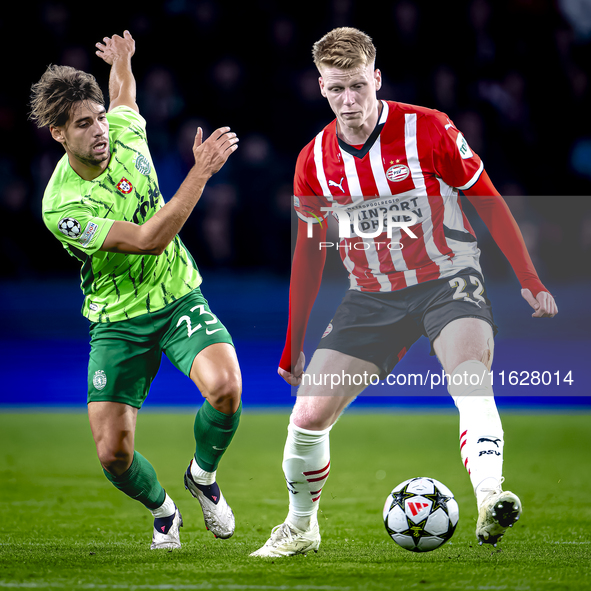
[383,477,459,552]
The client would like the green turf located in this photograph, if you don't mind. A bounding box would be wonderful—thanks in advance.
[1,411,590,590]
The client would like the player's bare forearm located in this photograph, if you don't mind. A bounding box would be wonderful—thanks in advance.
[101,126,238,255]
[103,168,210,255]
[96,31,138,112]
[140,167,210,253]
[108,56,137,112]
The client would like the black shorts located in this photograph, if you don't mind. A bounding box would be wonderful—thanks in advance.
[316,268,497,379]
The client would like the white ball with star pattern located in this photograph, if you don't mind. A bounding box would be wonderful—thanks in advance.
[383,476,459,552]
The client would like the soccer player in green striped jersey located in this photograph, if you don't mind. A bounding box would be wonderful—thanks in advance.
[30,31,242,549]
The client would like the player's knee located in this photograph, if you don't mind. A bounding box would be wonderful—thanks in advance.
[294,416,334,431]
[96,444,133,477]
[291,407,335,431]
[448,347,493,375]
[203,371,242,414]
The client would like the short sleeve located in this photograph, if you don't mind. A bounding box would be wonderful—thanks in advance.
[428,112,484,191]
[107,105,148,143]
[43,204,115,255]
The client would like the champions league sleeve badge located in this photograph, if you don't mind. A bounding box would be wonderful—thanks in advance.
[58,218,81,239]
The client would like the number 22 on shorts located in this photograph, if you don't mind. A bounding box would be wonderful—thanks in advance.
[177,304,223,338]
[448,275,485,307]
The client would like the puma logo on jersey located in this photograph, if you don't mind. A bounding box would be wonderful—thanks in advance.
[328,177,345,192]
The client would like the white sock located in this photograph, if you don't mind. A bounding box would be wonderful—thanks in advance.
[283,419,331,531]
[150,492,176,518]
[448,360,504,508]
[190,458,216,486]
[474,476,503,508]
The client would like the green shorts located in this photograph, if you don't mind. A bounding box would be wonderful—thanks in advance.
[87,287,234,408]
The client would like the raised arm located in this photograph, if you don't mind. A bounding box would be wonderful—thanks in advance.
[101,126,239,255]
[95,30,138,113]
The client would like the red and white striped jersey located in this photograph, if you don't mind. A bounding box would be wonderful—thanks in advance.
[293,100,485,292]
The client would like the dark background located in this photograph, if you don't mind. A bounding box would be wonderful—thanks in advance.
[2,0,591,281]
[0,0,589,406]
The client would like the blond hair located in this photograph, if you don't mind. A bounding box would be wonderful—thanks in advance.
[29,65,105,128]
[312,27,376,71]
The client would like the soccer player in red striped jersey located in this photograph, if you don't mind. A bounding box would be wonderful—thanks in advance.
[251,27,558,558]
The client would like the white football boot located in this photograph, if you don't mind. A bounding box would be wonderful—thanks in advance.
[184,461,235,539]
[150,505,183,550]
[476,484,522,546]
[250,521,321,557]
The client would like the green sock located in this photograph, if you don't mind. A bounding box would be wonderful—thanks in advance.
[194,400,242,472]
[103,450,166,510]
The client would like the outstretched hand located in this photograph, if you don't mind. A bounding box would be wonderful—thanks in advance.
[96,30,135,65]
[192,126,239,178]
[278,351,306,386]
[521,288,558,318]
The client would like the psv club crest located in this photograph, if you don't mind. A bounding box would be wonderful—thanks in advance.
[386,164,410,182]
[117,177,133,194]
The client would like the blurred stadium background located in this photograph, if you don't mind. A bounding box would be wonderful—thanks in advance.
[1,0,590,409]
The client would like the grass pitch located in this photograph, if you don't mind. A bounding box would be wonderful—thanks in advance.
[1,410,590,590]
